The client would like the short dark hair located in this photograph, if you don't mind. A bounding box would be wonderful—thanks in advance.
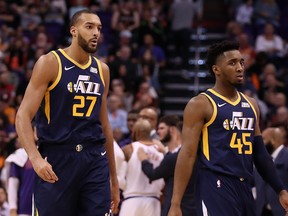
[159,115,180,127]
[206,40,240,76]
[69,9,96,28]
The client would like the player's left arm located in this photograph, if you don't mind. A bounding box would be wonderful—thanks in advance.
[248,96,288,211]
[99,61,120,213]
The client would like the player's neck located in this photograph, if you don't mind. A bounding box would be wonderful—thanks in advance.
[212,85,238,101]
[63,45,90,65]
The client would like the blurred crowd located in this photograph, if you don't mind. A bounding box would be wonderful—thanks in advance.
[0,0,287,215]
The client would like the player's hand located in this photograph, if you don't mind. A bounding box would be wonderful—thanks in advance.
[152,139,167,154]
[110,178,120,214]
[279,190,288,215]
[168,203,182,216]
[31,156,58,183]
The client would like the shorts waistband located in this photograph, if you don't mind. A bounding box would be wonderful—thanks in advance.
[39,141,104,153]
[123,196,160,201]
[201,168,249,182]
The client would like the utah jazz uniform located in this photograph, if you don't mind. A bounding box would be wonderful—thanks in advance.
[34,49,110,216]
[196,89,257,216]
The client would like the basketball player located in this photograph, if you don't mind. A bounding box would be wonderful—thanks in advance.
[15,10,119,216]
[119,119,165,216]
[168,41,288,216]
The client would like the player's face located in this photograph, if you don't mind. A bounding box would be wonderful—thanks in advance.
[216,50,245,88]
[76,13,102,53]
[157,123,171,143]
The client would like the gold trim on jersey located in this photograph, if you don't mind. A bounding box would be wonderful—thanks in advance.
[200,93,217,161]
[58,48,91,69]
[44,91,51,124]
[44,51,63,124]
[49,51,62,91]
[208,89,241,106]
[240,92,257,120]
[94,57,105,87]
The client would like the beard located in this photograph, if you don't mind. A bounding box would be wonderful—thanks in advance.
[78,32,97,53]
[161,132,171,144]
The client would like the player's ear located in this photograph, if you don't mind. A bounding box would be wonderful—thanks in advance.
[70,26,77,37]
[212,65,220,75]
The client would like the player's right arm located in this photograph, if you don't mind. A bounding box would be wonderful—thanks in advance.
[168,94,211,216]
[15,53,58,183]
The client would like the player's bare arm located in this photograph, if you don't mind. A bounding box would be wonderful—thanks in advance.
[98,61,120,213]
[169,94,211,215]
[15,53,59,183]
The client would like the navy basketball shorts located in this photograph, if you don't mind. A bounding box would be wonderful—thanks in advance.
[195,169,255,216]
[34,142,111,216]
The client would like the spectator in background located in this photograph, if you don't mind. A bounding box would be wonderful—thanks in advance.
[255,23,284,65]
[138,33,166,68]
[138,6,165,48]
[138,107,159,140]
[109,45,138,93]
[0,92,16,127]
[95,34,109,63]
[258,66,285,106]
[0,0,20,29]
[68,0,88,19]
[118,109,139,148]
[90,0,114,46]
[109,29,137,62]
[235,0,254,39]
[246,51,269,91]
[267,105,288,128]
[253,0,280,36]
[133,81,158,110]
[0,112,16,169]
[237,32,256,69]
[20,3,42,37]
[111,0,140,34]
[110,79,134,112]
[226,21,244,42]
[169,0,202,68]
[139,48,160,92]
[108,94,129,136]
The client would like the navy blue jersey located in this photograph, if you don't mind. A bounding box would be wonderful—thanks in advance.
[199,89,257,180]
[35,49,106,144]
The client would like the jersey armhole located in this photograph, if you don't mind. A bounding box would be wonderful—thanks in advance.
[201,93,217,127]
[48,51,62,91]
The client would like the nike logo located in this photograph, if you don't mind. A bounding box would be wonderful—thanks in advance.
[217,103,227,107]
[101,151,107,156]
[64,66,75,71]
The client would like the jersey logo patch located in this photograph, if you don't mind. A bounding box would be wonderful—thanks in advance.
[241,102,250,108]
[90,67,98,74]
[64,65,75,71]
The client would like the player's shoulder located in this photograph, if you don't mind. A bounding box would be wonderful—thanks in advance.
[185,93,211,109]
[36,51,58,68]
